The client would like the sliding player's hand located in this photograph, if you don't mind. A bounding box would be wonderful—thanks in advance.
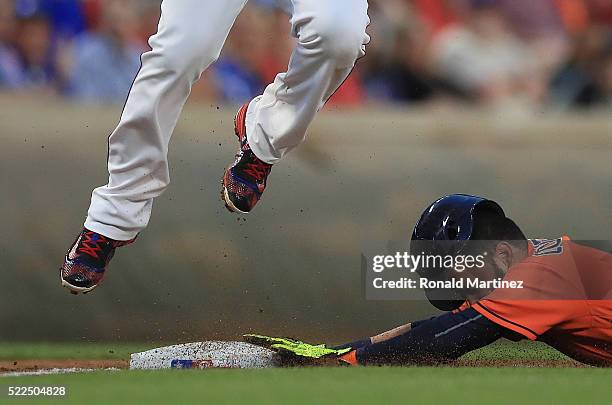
[244,334,352,365]
[243,334,303,350]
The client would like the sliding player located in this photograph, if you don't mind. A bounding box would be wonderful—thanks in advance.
[248,195,612,367]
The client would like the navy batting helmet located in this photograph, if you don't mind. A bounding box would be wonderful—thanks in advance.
[411,194,506,311]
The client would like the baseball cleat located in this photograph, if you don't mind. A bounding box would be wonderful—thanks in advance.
[60,229,135,294]
[221,103,272,214]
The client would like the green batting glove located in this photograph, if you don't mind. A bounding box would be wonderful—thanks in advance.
[244,334,304,349]
[243,334,351,359]
[270,342,352,359]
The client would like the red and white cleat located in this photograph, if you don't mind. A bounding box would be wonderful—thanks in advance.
[221,103,272,214]
[60,229,135,294]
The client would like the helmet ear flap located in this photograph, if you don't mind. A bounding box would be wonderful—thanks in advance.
[427,297,465,311]
[411,194,508,312]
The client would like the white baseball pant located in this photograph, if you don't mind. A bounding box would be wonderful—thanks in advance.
[85,0,370,240]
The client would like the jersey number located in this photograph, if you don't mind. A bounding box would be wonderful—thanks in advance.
[530,238,564,256]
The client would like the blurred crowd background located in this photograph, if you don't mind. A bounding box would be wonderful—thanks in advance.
[1,0,611,109]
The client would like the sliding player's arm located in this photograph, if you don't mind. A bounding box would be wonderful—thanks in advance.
[244,309,509,365]
[341,308,511,366]
[332,317,437,352]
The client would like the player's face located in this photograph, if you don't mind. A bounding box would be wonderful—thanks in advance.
[458,242,525,302]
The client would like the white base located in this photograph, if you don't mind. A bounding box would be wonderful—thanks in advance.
[130,341,281,369]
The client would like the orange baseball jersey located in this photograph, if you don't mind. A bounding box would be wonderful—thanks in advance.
[472,238,612,366]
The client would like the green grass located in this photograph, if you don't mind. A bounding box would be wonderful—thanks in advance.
[0,342,154,361]
[461,340,571,361]
[2,368,611,404]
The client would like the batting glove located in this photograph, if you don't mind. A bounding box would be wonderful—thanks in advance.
[243,334,352,360]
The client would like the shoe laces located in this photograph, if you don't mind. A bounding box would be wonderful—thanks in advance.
[78,231,110,260]
[243,155,272,183]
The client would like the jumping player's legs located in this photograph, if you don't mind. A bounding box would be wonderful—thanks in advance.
[86,0,369,240]
[246,0,370,164]
[62,0,369,293]
[85,0,248,241]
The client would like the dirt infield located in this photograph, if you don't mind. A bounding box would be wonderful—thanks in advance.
[0,358,585,374]
[1,360,128,373]
[455,359,585,368]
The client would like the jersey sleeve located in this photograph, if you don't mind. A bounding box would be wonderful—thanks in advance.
[473,300,564,340]
[472,259,586,340]
[355,308,504,365]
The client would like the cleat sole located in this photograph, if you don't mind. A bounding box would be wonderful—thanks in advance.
[60,270,98,295]
[221,182,249,215]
